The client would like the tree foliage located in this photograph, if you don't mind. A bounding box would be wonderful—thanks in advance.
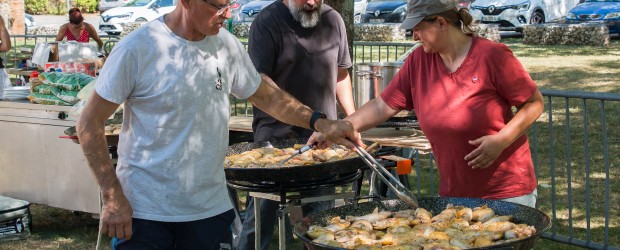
[75,0,98,13]
[24,0,48,15]
[25,0,99,14]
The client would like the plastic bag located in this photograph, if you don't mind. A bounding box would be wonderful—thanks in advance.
[32,85,58,95]
[77,79,97,100]
[51,88,80,105]
[27,93,71,106]
[40,72,95,91]
[69,99,87,118]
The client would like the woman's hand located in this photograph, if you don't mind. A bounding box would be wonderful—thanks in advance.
[464,134,508,169]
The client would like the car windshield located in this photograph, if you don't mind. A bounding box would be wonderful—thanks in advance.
[584,0,620,2]
[124,0,152,7]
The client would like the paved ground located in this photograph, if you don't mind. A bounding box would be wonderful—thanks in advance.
[30,13,103,34]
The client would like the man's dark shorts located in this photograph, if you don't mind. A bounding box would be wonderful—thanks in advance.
[114,209,235,250]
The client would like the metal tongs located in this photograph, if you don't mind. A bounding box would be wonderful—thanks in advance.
[352,143,419,209]
[278,143,317,166]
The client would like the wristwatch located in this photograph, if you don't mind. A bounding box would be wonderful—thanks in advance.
[309,111,327,132]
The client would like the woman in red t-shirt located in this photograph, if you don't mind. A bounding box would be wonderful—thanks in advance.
[317,0,544,207]
[55,8,103,50]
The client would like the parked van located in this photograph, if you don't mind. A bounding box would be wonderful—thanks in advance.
[99,0,176,35]
[469,0,582,32]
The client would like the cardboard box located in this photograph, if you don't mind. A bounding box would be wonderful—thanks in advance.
[44,62,97,77]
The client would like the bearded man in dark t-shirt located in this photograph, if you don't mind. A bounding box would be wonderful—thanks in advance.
[237,0,355,249]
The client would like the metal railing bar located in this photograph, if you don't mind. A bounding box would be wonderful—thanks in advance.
[1,34,120,65]
[362,45,366,63]
[547,96,558,236]
[541,89,620,102]
[429,153,435,196]
[600,100,610,247]
[542,234,620,250]
[352,41,416,47]
[583,98,592,242]
[532,121,539,186]
[565,97,574,239]
[414,150,421,196]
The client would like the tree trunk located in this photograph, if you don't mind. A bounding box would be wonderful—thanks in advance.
[0,0,10,34]
[324,0,354,66]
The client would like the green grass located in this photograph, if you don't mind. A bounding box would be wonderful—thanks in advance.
[510,37,620,248]
[2,37,619,249]
[0,206,100,249]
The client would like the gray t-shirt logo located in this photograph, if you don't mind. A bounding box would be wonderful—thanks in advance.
[216,67,223,91]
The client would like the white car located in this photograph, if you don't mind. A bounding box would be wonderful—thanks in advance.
[469,0,581,32]
[354,0,369,23]
[25,13,36,27]
[99,0,133,12]
[99,0,177,35]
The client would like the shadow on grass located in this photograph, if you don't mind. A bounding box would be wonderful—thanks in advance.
[529,67,620,93]
[502,38,620,58]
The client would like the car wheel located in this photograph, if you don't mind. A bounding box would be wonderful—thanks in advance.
[135,18,148,23]
[530,11,545,24]
[354,14,361,24]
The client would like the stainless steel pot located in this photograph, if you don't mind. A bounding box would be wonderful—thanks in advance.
[353,62,403,109]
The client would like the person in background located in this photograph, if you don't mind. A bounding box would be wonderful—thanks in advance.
[75,0,361,248]
[236,0,356,248]
[315,0,544,208]
[0,14,12,96]
[55,8,103,50]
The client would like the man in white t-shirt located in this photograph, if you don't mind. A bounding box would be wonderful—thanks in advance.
[76,0,362,248]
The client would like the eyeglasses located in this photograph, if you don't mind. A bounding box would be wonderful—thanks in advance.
[203,0,237,16]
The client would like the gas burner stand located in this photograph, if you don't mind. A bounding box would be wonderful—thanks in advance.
[227,171,362,250]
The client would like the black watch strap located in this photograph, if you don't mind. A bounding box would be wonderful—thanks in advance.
[309,111,327,132]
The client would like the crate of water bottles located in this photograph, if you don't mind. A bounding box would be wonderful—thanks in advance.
[44,61,97,77]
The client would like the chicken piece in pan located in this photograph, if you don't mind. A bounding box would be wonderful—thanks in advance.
[346,207,392,223]
[471,205,495,223]
[350,219,374,232]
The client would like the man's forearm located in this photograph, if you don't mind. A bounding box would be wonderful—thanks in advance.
[249,74,314,129]
[77,122,123,199]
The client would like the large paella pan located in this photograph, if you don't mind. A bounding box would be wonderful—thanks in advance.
[294,197,550,249]
[224,138,378,183]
